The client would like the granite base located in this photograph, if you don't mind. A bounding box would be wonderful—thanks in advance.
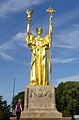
[21,85,62,118]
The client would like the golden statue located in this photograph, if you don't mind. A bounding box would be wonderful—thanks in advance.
[26,7,55,85]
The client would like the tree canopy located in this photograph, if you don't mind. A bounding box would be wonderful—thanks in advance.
[13,81,79,117]
[55,81,79,116]
[0,96,10,120]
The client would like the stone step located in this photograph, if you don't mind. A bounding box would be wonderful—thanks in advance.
[10,117,71,120]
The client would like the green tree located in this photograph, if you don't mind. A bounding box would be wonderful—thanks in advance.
[0,95,10,120]
[13,81,79,117]
[55,81,79,116]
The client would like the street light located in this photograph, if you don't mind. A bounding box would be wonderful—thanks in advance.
[12,77,16,114]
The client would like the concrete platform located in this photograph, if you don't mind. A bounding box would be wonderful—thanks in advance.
[21,86,62,118]
[10,117,72,120]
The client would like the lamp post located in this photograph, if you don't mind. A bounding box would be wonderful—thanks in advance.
[12,77,16,114]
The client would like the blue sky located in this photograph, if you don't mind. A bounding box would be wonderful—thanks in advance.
[0,0,79,104]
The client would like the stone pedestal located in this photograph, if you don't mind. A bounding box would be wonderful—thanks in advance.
[21,85,62,118]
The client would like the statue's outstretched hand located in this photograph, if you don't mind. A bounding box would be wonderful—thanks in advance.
[26,10,34,22]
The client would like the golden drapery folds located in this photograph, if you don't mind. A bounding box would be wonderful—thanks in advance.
[26,7,55,85]
[26,33,51,85]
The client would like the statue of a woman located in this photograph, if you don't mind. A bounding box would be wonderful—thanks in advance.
[26,7,55,85]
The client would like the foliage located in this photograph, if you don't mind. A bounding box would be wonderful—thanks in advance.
[55,81,79,117]
[0,96,10,120]
[12,81,79,117]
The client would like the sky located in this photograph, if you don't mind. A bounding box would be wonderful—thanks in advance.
[0,0,79,105]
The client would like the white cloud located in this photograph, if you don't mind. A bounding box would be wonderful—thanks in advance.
[24,61,31,66]
[54,7,79,29]
[0,39,15,61]
[13,32,26,40]
[12,32,28,47]
[73,24,79,28]
[54,75,79,87]
[0,0,45,17]
[0,31,28,61]
[0,39,15,51]
[0,72,1,74]
[53,7,79,49]
[0,36,18,61]
[51,57,79,64]
[0,52,16,61]
[54,28,79,49]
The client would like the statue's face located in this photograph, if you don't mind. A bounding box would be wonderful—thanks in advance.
[36,28,43,35]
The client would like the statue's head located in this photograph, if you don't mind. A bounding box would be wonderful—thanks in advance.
[36,28,43,36]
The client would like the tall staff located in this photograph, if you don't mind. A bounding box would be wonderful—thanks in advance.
[12,77,16,114]
[46,7,55,84]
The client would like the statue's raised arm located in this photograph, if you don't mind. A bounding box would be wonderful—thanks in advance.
[46,7,55,80]
[26,10,34,33]
[46,7,55,39]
